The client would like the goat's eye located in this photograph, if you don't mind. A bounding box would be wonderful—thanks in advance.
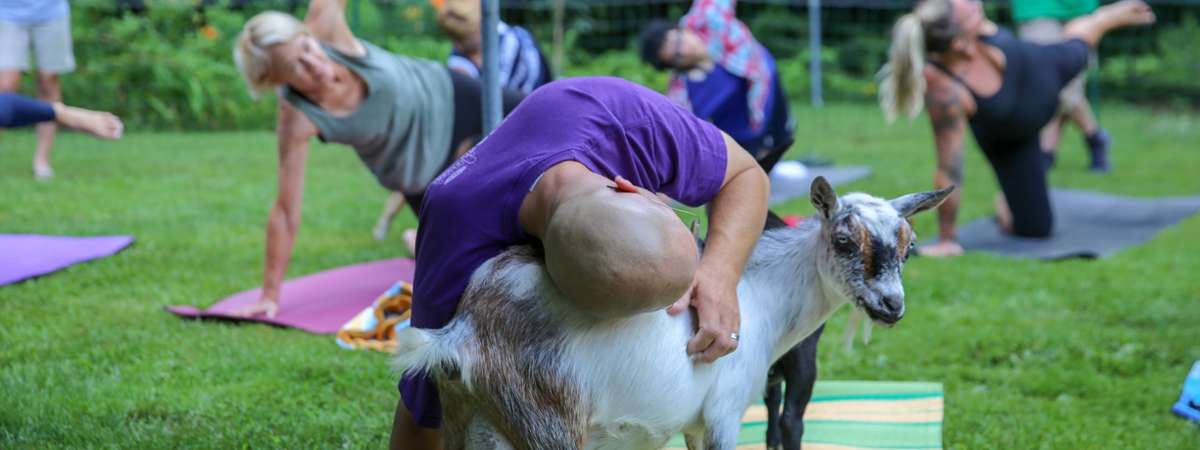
[834,234,854,250]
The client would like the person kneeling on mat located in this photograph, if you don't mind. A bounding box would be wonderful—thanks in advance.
[637,0,794,174]
[230,0,524,318]
[388,77,769,448]
[878,0,1154,257]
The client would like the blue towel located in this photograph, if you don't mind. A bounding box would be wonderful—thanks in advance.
[1172,361,1200,423]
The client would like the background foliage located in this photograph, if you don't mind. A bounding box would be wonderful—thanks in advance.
[6,0,1193,131]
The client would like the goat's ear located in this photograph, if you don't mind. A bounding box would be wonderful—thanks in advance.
[810,176,839,220]
[890,185,956,218]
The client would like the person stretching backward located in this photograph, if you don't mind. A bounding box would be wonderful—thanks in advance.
[231,0,523,318]
[387,77,769,449]
[878,0,1154,257]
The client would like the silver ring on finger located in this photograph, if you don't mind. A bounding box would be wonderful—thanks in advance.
[730,332,739,342]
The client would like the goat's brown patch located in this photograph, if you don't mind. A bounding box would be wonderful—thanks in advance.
[896,223,912,261]
[852,218,875,279]
[441,247,589,449]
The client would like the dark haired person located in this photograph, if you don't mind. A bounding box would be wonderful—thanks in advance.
[638,0,793,173]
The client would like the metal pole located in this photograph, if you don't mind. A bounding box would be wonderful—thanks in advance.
[553,0,565,76]
[807,0,823,108]
[481,0,502,136]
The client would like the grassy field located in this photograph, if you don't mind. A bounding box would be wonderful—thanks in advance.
[1,102,1198,448]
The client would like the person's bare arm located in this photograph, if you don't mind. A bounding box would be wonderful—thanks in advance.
[924,78,967,247]
[669,132,769,363]
[236,101,318,317]
[304,0,365,56]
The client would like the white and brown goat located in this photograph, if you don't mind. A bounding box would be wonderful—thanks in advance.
[394,177,953,449]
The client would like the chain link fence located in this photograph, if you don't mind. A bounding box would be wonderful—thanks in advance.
[29,0,1200,131]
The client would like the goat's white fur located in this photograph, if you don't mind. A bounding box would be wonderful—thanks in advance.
[395,183,947,449]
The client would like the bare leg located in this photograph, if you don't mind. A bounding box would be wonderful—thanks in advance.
[1067,100,1099,136]
[994,192,1013,233]
[389,398,442,450]
[34,72,61,177]
[403,229,418,256]
[1038,115,1065,161]
[50,103,122,139]
[1064,0,1156,47]
[0,70,20,141]
[374,191,408,241]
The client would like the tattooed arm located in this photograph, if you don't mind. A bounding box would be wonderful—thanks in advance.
[925,79,967,244]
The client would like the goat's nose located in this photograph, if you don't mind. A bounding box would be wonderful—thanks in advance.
[882,296,905,318]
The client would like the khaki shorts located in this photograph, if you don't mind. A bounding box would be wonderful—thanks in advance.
[0,16,76,74]
[1019,18,1095,113]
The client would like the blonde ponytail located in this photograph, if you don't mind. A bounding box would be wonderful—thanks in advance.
[878,0,956,123]
[878,13,927,123]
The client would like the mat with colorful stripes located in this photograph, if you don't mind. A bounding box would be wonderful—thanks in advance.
[664,381,943,450]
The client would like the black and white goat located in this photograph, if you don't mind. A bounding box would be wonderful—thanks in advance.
[395,177,952,449]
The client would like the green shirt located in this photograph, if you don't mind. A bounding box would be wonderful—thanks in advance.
[1012,0,1098,21]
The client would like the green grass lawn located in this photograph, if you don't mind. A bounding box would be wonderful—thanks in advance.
[2,102,1198,448]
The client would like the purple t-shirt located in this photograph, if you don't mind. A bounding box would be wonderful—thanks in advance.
[400,76,728,427]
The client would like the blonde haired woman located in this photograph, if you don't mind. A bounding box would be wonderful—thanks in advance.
[878,0,1153,257]
[232,0,522,317]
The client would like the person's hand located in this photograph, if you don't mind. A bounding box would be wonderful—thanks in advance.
[667,268,741,363]
[917,240,963,258]
[233,297,280,318]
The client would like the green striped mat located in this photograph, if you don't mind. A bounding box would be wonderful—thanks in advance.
[664,381,943,450]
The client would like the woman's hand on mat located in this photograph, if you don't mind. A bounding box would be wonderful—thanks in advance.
[918,240,964,258]
[668,269,741,363]
[234,298,280,318]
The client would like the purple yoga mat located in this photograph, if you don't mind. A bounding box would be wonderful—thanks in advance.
[0,234,135,286]
[166,258,415,334]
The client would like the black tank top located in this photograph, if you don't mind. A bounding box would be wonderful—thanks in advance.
[928,28,1063,152]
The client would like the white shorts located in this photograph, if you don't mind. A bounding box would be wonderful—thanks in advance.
[0,16,76,74]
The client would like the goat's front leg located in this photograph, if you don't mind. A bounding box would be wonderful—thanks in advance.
[780,324,825,450]
[700,417,743,450]
[764,380,783,450]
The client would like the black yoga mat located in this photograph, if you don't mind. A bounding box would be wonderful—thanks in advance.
[947,189,1200,259]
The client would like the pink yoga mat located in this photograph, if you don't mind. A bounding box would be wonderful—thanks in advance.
[167,258,415,334]
[0,234,134,286]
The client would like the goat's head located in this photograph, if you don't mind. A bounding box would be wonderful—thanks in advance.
[809,177,954,325]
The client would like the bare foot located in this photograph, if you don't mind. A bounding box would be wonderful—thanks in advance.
[373,218,390,241]
[1100,0,1156,27]
[232,298,279,318]
[917,240,964,258]
[403,228,418,255]
[994,193,1013,233]
[52,103,124,140]
[33,164,54,181]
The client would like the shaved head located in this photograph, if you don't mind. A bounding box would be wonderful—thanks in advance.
[543,185,698,318]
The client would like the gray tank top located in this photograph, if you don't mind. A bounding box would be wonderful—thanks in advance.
[282,40,454,194]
